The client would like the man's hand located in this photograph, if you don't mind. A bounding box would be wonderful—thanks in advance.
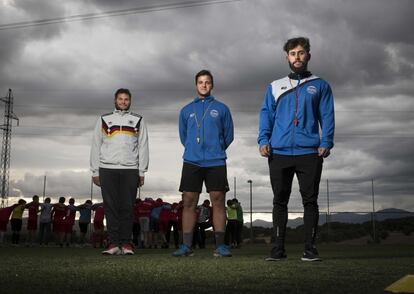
[139,176,145,187]
[259,145,271,157]
[318,147,331,158]
[92,176,101,187]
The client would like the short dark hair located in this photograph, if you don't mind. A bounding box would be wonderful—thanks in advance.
[195,70,214,87]
[114,88,131,99]
[59,196,65,204]
[283,37,310,53]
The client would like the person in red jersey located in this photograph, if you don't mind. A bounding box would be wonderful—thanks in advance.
[52,197,67,247]
[25,195,40,246]
[132,198,141,247]
[176,200,184,244]
[0,204,17,244]
[64,198,77,247]
[158,200,172,249]
[165,202,180,249]
[91,202,105,248]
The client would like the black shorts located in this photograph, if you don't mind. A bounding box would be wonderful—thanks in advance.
[10,218,22,232]
[79,222,89,234]
[179,162,229,193]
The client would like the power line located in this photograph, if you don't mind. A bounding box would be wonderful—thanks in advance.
[11,104,414,114]
[0,0,243,31]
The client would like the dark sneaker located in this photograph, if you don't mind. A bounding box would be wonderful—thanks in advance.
[301,246,322,262]
[265,246,287,261]
[172,244,194,257]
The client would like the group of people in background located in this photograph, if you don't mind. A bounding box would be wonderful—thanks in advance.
[0,194,245,250]
[0,195,104,247]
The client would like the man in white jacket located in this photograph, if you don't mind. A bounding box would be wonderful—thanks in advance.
[90,88,149,255]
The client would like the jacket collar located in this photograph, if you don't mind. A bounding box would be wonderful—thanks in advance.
[288,71,312,80]
[193,95,215,103]
[113,109,130,115]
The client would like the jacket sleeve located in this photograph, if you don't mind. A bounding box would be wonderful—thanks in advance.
[90,117,102,177]
[178,108,187,146]
[258,85,275,146]
[138,116,149,177]
[223,105,234,149]
[318,83,335,149]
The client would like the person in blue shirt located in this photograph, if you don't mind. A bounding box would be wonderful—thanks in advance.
[173,70,234,257]
[258,37,335,262]
[77,200,92,246]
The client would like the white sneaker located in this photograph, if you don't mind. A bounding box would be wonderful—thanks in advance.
[102,244,121,255]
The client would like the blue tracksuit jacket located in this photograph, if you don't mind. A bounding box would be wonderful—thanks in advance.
[258,73,335,155]
[179,95,234,167]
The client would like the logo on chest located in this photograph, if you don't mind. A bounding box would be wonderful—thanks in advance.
[306,86,318,95]
[210,109,219,118]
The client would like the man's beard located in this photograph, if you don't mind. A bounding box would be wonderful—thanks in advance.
[289,60,308,74]
[115,103,130,111]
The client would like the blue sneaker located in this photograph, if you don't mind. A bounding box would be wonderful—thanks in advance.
[214,244,232,257]
[172,244,193,257]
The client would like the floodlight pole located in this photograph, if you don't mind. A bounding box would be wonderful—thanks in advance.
[42,175,46,202]
[234,177,236,199]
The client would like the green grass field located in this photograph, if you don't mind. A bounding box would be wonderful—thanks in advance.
[0,244,413,294]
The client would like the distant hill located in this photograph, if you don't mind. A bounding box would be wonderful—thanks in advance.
[246,208,414,228]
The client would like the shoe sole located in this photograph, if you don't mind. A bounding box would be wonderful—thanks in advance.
[102,252,121,255]
[301,257,322,262]
[265,257,287,261]
[213,252,232,257]
[122,251,135,255]
[102,250,122,255]
[173,252,194,257]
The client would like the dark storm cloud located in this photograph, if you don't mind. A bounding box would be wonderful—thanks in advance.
[0,0,66,62]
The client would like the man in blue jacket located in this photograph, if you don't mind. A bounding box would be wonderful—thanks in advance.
[173,69,234,257]
[258,37,335,262]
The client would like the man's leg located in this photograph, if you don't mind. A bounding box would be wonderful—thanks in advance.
[268,155,295,259]
[205,165,231,256]
[39,223,45,245]
[174,162,203,256]
[45,222,51,245]
[118,169,139,247]
[99,168,121,247]
[182,192,199,248]
[210,191,226,236]
[296,154,323,257]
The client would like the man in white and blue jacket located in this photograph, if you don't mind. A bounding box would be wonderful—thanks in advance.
[258,37,335,262]
[173,70,234,258]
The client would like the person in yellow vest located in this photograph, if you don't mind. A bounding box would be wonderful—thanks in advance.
[225,199,238,248]
[10,199,27,245]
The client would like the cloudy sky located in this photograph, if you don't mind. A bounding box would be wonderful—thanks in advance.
[0,0,413,220]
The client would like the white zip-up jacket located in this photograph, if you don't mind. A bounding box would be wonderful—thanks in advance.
[90,109,149,177]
